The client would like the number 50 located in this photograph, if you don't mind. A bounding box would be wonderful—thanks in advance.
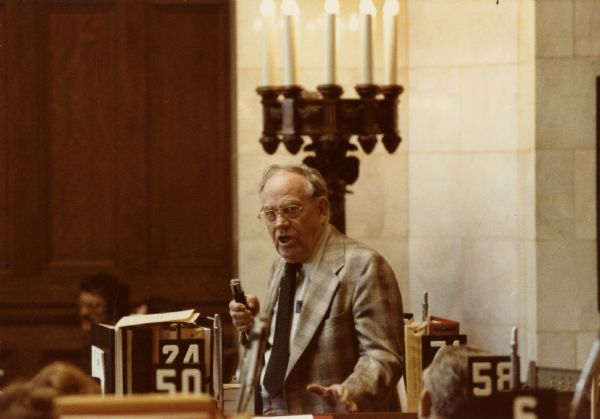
[156,368,203,393]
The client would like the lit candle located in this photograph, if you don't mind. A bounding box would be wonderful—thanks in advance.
[324,0,339,84]
[359,0,376,84]
[383,0,399,85]
[282,0,300,86]
[260,0,276,86]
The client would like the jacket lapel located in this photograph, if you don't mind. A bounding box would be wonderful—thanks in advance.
[264,262,286,316]
[285,228,345,378]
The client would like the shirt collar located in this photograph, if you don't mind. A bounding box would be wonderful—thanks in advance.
[302,223,331,279]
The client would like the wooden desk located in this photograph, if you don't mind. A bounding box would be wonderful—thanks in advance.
[314,413,417,419]
[250,414,417,419]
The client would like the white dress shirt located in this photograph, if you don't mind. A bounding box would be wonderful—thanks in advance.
[260,224,331,395]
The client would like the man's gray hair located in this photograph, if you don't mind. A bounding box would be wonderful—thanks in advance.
[259,164,328,198]
[422,345,487,419]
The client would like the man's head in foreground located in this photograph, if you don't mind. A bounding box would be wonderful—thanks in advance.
[419,345,487,419]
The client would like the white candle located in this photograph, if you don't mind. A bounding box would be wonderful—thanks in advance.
[260,0,276,86]
[324,0,339,84]
[282,0,300,85]
[360,0,376,84]
[383,0,399,85]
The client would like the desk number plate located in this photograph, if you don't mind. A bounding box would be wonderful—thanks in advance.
[154,339,205,394]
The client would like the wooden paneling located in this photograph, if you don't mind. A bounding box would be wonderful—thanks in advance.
[5,1,44,276]
[0,1,7,270]
[114,0,148,272]
[42,1,118,268]
[0,0,233,382]
[147,1,230,268]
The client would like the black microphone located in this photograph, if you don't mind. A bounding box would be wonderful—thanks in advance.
[230,278,250,346]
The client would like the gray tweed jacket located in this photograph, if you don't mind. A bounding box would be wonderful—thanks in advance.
[261,226,405,414]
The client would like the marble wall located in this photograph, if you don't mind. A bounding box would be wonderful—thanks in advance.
[236,0,409,304]
[406,0,536,366]
[535,0,600,369]
[235,0,600,372]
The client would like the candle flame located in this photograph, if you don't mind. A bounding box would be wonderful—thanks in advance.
[383,0,399,16]
[359,0,377,15]
[281,0,300,16]
[324,0,340,15]
[260,0,276,17]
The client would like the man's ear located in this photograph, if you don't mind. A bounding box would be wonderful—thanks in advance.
[418,389,432,418]
[317,196,330,218]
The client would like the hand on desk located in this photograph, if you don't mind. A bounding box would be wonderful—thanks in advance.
[228,294,260,333]
[306,383,358,413]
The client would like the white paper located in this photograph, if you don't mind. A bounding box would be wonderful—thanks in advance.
[90,346,105,394]
[115,309,198,328]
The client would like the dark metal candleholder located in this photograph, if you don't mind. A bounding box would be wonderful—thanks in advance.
[257,83,404,233]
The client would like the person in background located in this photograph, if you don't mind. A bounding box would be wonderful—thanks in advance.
[78,273,129,373]
[418,345,487,419]
[229,164,404,415]
[78,273,129,332]
[0,362,99,419]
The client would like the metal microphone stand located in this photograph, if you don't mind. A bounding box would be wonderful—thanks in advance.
[235,314,269,415]
[570,336,600,419]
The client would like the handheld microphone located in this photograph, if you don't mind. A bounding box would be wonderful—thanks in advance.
[230,278,250,345]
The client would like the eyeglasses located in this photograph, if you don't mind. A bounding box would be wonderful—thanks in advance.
[258,204,304,224]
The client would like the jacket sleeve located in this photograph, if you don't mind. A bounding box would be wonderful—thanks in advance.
[341,252,405,410]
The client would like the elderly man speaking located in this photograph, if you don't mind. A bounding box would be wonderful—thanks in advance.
[229,164,404,415]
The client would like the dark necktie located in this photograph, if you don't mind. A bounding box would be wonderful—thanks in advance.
[263,262,301,397]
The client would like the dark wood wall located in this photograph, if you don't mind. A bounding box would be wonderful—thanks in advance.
[0,0,234,384]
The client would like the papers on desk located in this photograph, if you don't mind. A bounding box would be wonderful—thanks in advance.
[115,309,199,328]
[90,346,105,394]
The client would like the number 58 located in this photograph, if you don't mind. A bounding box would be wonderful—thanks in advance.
[471,361,512,396]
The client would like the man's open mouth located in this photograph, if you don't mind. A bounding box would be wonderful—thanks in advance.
[278,235,292,244]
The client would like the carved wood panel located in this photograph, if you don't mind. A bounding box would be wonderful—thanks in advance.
[42,1,118,269]
[148,1,231,269]
[0,0,233,383]
[0,0,7,270]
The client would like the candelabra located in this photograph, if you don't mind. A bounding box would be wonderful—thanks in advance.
[257,82,403,233]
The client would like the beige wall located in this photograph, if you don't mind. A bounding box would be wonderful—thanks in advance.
[535,0,600,369]
[406,0,538,367]
[236,0,409,303]
[235,0,599,373]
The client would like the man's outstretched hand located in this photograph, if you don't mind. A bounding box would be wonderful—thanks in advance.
[306,383,358,413]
